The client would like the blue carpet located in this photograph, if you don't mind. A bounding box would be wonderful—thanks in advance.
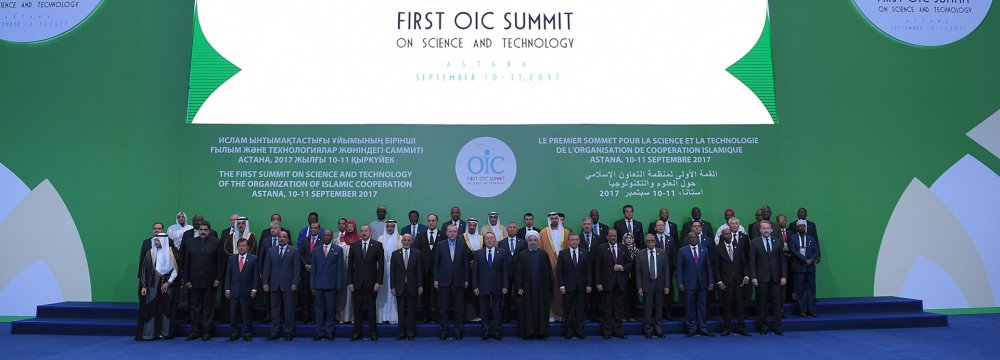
[2,314,996,360]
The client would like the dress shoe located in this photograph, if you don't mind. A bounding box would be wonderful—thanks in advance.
[267,334,280,341]
[721,330,731,336]
[285,335,293,341]
[186,333,200,341]
[370,335,378,341]
[576,334,585,340]
[737,329,751,337]
[774,329,784,336]
[228,335,239,342]
[565,335,572,340]
[602,335,611,339]
[350,333,362,341]
[439,334,448,340]
[699,329,715,337]
[314,334,325,341]
[202,335,211,341]
[686,332,695,337]
[759,329,767,335]
[798,312,807,317]
[455,334,463,340]
[408,336,415,341]
[655,333,665,338]
[613,334,626,339]
[397,335,407,341]
[243,335,253,341]
[808,312,817,317]
[327,335,336,341]
[644,334,652,339]
[486,334,493,340]
[496,335,504,340]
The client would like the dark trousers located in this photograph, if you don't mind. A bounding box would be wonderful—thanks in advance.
[684,287,708,332]
[661,272,675,320]
[421,272,436,322]
[314,288,337,336]
[719,282,746,331]
[623,280,637,319]
[269,289,296,336]
[793,272,816,314]
[563,292,586,336]
[642,288,664,335]
[301,273,314,322]
[601,289,625,337]
[437,286,465,336]
[189,287,216,335]
[352,289,378,336]
[479,293,502,336]
[396,293,418,338]
[229,295,252,336]
[587,290,602,322]
[756,282,783,330]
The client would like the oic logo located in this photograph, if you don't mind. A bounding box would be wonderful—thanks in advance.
[455,137,517,198]
[0,163,91,316]
[854,0,992,46]
[0,0,103,43]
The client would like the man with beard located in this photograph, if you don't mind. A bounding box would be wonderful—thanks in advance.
[595,229,631,339]
[390,233,422,340]
[514,231,553,340]
[183,223,223,341]
[444,206,466,235]
[370,204,389,242]
[749,221,787,335]
[516,212,540,240]
[136,232,178,341]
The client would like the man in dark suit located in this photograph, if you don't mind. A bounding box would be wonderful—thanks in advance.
[579,217,603,322]
[588,208,611,239]
[790,207,821,264]
[636,234,669,338]
[594,229,632,339]
[183,223,223,341]
[472,232,508,340]
[434,224,470,340]
[258,213,289,242]
[225,238,258,341]
[444,206,466,235]
[558,233,591,339]
[749,221,787,335]
[648,208,679,242]
[497,221,526,323]
[390,233,422,340]
[400,210,428,238]
[311,230,344,341]
[689,221,716,256]
[650,220,677,321]
[677,231,714,337]
[257,220,283,323]
[414,213,444,323]
[516,212,541,240]
[713,227,750,336]
[299,221,322,325]
[681,207,714,242]
[789,220,820,317]
[613,205,643,243]
[346,224,384,341]
[262,230,300,341]
[748,208,765,240]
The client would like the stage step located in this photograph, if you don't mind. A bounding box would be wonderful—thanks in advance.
[11,297,947,337]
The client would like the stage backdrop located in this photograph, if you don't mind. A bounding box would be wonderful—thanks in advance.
[1,0,998,316]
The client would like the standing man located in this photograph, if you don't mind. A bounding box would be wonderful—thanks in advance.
[297,212,322,245]
[682,207,713,241]
[336,218,349,240]
[370,204,389,242]
[749,208,765,240]
[651,220,678,320]
[749,221,787,335]
[445,206,466,235]
[677,231,714,337]
[347,224,384,341]
[258,220,283,323]
[516,212,540,239]
[434,224,470,340]
[480,211,507,239]
[514,231,554,340]
[472,232,508,340]
[538,212,568,321]
[498,221,526,324]
[714,209,745,245]
[400,210,426,237]
[168,212,193,251]
[299,221,322,324]
[262,230,300,341]
[557,233,591,340]
[790,219,820,317]
[183,222,223,341]
[580,217,603,322]
[311,229,344,341]
[713,227,750,336]
[613,205,643,243]
[377,220,400,324]
[589,209,610,239]
[594,229,631,339]
[136,232,178,341]
[647,208,678,242]
[414,213,444,323]
[390,233,422,340]
[225,239,258,342]
[636,234,669,338]
[259,213,288,241]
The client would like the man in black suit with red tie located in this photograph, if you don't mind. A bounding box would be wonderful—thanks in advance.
[346,224,384,341]
[594,229,632,339]
[713,227,750,336]
[390,233,422,340]
[613,205,643,243]
[749,221,787,335]
[415,213,445,323]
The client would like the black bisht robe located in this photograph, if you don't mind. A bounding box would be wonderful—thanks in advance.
[514,249,554,337]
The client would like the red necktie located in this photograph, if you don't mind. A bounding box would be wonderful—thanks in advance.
[324,245,329,256]
[239,256,245,272]
[781,229,787,243]
[311,236,317,251]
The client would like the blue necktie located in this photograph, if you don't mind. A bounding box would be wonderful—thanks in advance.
[487,249,493,267]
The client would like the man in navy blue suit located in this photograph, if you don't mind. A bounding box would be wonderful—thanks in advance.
[677,231,714,337]
[400,210,428,238]
[472,232,508,340]
[434,224,470,340]
[789,219,820,317]
[311,229,344,340]
[497,221,526,324]
[225,239,258,342]
[750,221,787,335]
[558,233,592,339]
[262,230,300,341]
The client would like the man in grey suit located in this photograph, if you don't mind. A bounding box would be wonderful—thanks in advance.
[749,221,787,335]
[637,234,670,338]
[311,229,344,341]
[263,230,300,341]
[225,239,258,342]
